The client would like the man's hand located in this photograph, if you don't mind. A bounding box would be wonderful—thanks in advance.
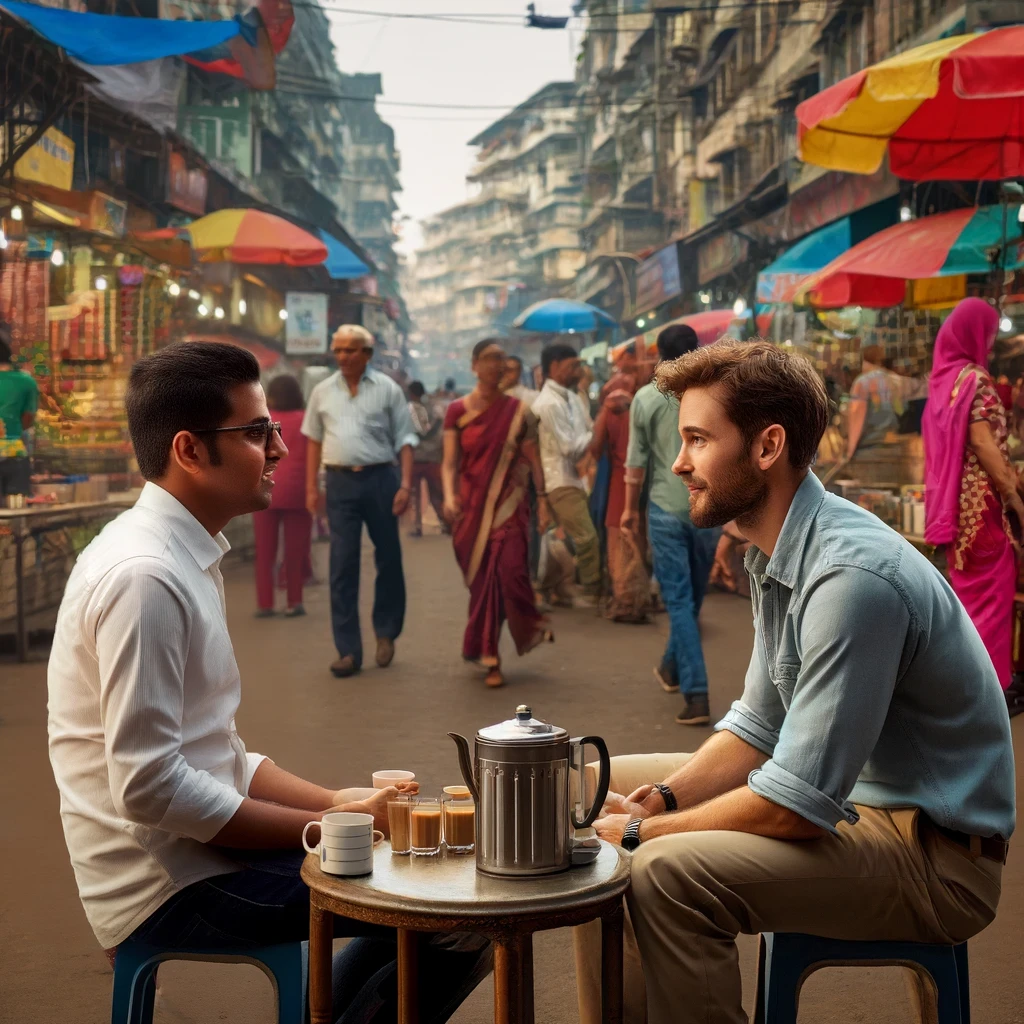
[306,486,320,518]
[594,813,631,846]
[393,485,411,517]
[601,788,652,819]
[331,781,418,807]
[337,786,400,837]
[620,509,640,536]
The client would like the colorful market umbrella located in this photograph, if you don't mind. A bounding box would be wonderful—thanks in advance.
[610,309,743,361]
[793,205,1024,308]
[184,208,327,266]
[797,26,1024,180]
[512,298,619,333]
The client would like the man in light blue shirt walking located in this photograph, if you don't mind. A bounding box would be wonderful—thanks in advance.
[303,325,418,678]
[582,341,1013,1024]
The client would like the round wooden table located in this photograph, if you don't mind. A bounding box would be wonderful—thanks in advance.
[301,842,631,1024]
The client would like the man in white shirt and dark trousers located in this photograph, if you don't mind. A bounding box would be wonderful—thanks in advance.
[532,343,601,599]
[47,342,489,1023]
[302,325,419,679]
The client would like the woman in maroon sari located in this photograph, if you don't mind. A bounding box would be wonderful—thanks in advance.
[442,339,553,687]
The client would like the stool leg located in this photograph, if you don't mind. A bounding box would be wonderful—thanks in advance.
[752,935,767,1024]
[954,944,970,1024]
[261,942,306,1024]
[923,947,964,1024]
[761,934,804,1024]
[133,965,157,1024]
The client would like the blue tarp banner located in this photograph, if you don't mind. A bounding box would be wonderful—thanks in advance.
[319,230,370,279]
[0,0,243,65]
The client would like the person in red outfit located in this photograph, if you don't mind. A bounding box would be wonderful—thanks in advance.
[254,375,312,617]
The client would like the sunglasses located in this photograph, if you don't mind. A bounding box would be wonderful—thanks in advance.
[191,421,283,451]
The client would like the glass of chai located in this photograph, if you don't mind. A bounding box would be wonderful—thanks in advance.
[410,798,442,856]
[387,794,413,855]
[442,787,475,854]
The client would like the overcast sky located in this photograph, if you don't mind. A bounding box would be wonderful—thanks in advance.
[326,0,578,254]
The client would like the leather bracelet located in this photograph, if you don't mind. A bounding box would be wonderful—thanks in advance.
[653,782,677,813]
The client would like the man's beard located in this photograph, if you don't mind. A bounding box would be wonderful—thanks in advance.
[686,456,768,529]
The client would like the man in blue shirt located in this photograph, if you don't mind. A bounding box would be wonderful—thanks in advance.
[586,341,1014,1024]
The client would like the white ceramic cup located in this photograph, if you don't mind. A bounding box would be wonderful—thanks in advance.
[319,850,374,876]
[372,770,415,789]
[303,814,384,870]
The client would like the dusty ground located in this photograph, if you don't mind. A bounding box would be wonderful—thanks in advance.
[1,532,1021,1023]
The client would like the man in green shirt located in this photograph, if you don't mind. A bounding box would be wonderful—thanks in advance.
[0,324,39,498]
[622,324,719,726]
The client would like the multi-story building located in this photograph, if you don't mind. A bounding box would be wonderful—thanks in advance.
[409,82,584,356]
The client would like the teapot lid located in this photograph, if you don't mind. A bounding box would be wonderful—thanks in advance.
[478,705,568,743]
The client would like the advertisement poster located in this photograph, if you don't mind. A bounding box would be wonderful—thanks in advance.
[285,292,328,354]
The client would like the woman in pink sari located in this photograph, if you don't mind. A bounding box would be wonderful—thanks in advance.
[442,339,553,687]
[923,297,1024,716]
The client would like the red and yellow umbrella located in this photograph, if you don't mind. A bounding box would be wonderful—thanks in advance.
[185,208,327,266]
[797,26,1024,180]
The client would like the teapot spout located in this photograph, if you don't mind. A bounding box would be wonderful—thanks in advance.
[447,732,479,802]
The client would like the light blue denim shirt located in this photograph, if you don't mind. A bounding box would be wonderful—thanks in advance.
[716,472,1016,839]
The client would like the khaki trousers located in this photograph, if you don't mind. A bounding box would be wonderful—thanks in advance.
[574,753,1002,1024]
[548,485,601,589]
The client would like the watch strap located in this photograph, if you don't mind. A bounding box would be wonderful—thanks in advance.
[653,782,677,813]
[621,817,644,851]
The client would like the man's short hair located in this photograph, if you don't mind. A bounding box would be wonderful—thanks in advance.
[126,342,261,480]
[657,324,699,362]
[409,381,426,399]
[506,354,524,370]
[444,377,456,391]
[862,344,884,365]
[333,324,374,350]
[655,340,829,471]
[541,343,577,378]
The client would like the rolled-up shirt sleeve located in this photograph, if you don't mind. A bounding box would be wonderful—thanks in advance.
[745,568,909,833]
[625,397,649,470]
[537,395,591,462]
[94,561,245,842]
[300,386,324,442]
[389,385,420,453]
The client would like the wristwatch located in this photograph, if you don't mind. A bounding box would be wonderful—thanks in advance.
[653,782,677,813]
[620,817,644,851]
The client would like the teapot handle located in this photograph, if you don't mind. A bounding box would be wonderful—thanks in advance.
[570,735,610,829]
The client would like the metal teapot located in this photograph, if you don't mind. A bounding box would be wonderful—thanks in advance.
[449,705,611,877]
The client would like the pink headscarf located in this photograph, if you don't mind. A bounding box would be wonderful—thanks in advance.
[922,297,1000,545]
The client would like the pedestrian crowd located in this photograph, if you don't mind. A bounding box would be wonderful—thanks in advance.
[40,305,1017,1024]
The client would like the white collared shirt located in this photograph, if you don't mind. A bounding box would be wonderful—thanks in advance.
[47,483,265,948]
[504,384,539,409]
[301,367,419,467]
[532,379,593,492]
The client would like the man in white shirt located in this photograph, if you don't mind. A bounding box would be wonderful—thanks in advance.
[532,343,601,597]
[47,342,489,1021]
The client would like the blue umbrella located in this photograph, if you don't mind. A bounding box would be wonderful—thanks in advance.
[512,298,619,334]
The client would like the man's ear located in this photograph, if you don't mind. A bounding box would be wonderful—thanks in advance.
[169,431,205,476]
[755,424,787,471]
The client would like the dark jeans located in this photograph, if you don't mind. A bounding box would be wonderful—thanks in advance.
[647,502,719,696]
[128,851,491,1024]
[326,466,405,666]
[0,455,30,497]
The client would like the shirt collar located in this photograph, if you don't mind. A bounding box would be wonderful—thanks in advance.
[336,367,377,388]
[743,472,826,588]
[135,482,230,571]
[543,379,572,401]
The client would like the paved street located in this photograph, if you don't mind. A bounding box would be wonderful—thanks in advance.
[1,532,1021,1024]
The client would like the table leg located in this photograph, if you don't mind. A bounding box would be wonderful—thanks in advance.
[308,901,333,1024]
[602,903,624,1024]
[397,928,420,1024]
[14,531,26,662]
[494,934,531,1024]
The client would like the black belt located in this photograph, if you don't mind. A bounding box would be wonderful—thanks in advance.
[324,463,392,473]
[928,819,1009,864]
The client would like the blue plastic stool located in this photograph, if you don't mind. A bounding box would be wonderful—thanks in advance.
[111,937,307,1024]
[754,932,969,1024]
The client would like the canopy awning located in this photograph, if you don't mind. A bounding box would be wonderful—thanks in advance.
[611,309,742,360]
[794,205,1024,308]
[319,230,371,279]
[757,218,852,304]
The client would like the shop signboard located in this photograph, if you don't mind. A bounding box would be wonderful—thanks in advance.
[87,193,127,238]
[285,292,329,354]
[167,149,208,216]
[697,232,749,285]
[635,243,682,312]
[13,127,74,190]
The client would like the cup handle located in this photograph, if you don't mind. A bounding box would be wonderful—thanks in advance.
[302,821,321,854]
[373,830,385,846]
